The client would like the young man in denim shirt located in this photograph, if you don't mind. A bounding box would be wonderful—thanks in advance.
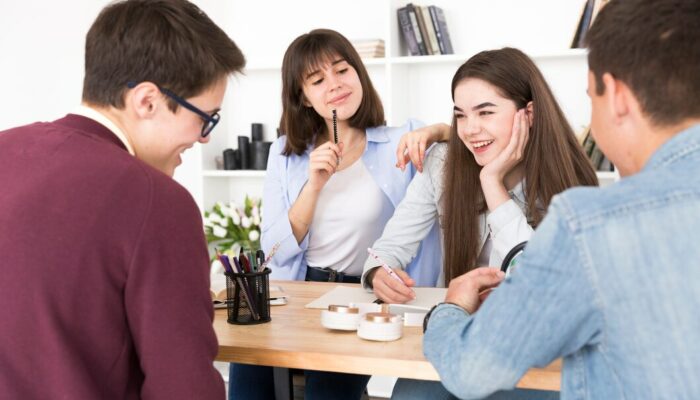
[423,0,700,398]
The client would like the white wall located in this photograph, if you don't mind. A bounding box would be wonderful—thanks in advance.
[0,1,107,130]
[0,0,229,197]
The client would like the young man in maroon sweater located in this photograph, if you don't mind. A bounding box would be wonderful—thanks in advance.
[0,1,244,399]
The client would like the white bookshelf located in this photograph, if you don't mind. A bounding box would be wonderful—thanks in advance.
[177,0,616,212]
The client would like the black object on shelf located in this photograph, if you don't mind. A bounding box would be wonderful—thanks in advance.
[223,148,236,170]
[250,141,272,170]
[238,136,250,169]
[232,149,242,169]
[251,123,263,142]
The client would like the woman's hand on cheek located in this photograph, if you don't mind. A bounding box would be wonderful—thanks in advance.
[479,109,529,185]
[479,109,530,211]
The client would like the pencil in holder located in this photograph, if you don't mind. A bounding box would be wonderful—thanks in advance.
[225,268,271,325]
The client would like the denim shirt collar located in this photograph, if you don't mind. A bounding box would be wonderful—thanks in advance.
[643,123,700,172]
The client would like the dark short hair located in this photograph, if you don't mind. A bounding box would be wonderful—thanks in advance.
[279,29,384,156]
[587,0,700,126]
[82,0,245,111]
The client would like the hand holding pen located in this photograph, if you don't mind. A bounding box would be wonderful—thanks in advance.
[367,248,416,303]
[307,140,343,192]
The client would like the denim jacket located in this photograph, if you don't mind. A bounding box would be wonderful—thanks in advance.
[424,124,700,399]
[261,120,442,284]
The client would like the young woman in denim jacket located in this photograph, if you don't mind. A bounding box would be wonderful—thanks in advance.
[361,48,599,400]
[229,28,445,400]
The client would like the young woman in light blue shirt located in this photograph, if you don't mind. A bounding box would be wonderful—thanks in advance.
[229,28,445,400]
[262,29,443,287]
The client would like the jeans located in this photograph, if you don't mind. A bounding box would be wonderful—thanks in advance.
[391,379,559,400]
[228,364,369,400]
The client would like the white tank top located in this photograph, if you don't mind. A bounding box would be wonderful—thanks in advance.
[305,159,393,276]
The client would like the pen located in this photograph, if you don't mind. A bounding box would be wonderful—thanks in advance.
[249,251,258,272]
[255,249,265,271]
[239,249,251,273]
[332,109,338,144]
[260,242,280,270]
[231,253,260,320]
[215,248,234,274]
[333,109,342,163]
[367,248,409,287]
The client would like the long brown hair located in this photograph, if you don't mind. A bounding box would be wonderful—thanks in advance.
[279,29,384,156]
[441,47,598,283]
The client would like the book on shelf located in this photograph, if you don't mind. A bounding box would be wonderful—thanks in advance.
[397,6,421,56]
[580,126,615,172]
[428,6,454,54]
[428,5,454,55]
[406,4,428,55]
[419,6,440,55]
[398,3,454,56]
[589,144,605,170]
[414,5,436,55]
[571,0,611,48]
[352,39,385,58]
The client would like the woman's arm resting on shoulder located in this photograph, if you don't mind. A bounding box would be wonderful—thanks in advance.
[396,123,450,173]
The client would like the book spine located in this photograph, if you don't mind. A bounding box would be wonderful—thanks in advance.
[420,6,440,55]
[407,4,428,55]
[429,6,445,54]
[433,6,454,54]
[570,0,587,48]
[589,144,604,169]
[582,129,596,157]
[414,5,433,55]
[397,7,421,56]
[576,0,595,48]
[598,156,613,172]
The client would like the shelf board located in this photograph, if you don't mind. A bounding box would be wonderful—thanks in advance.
[245,57,387,72]
[242,50,586,72]
[389,49,587,65]
[202,170,267,178]
[362,57,387,66]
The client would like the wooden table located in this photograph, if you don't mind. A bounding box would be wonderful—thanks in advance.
[214,281,561,394]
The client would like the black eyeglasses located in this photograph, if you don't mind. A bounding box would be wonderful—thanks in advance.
[126,81,220,138]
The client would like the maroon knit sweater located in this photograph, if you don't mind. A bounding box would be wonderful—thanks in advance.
[0,115,224,399]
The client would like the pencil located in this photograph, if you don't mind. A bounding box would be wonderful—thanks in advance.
[260,242,281,270]
[230,254,260,320]
[367,248,408,287]
[332,109,338,144]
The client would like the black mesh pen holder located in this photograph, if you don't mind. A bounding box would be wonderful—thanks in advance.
[225,268,271,325]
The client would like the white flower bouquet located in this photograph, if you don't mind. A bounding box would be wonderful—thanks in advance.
[203,196,262,257]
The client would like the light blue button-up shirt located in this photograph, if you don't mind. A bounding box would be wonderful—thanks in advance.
[261,120,442,284]
[424,124,700,399]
